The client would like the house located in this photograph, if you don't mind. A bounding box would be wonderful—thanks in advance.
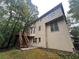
[26,3,74,52]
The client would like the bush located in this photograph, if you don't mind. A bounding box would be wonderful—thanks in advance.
[57,52,79,59]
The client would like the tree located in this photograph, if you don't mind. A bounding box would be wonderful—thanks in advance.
[71,27,79,37]
[0,0,38,48]
[66,14,79,38]
[68,0,79,20]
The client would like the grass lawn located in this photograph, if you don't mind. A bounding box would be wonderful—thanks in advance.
[0,48,79,59]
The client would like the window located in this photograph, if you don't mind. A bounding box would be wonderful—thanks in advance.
[33,38,37,43]
[30,27,35,34]
[50,22,59,32]
[30,27,33,34]
[39,37,41,43]
[33,27,35,34]
[39,26,41,31]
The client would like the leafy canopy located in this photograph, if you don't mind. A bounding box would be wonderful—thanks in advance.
[0,0,38,48]
[68,0,79,20]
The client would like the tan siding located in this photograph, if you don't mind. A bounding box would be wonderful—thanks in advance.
[46,20,74,52]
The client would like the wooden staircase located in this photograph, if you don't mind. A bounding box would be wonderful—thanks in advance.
[18,32,30,48]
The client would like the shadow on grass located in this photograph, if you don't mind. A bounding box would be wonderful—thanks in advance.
[39,47,72,54]
[0,47,19,52]
[38,47,78,59]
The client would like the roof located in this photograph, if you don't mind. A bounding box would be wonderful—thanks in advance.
[38,3,65,20]
[26,3,66,27]
[46,16,64,25]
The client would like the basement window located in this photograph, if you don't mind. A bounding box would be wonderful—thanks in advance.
[50,22,59,32]
[39,37,41,43]
[33,38,37,43]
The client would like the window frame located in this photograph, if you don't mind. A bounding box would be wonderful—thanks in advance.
[33,27,35,34]
[30,27,33,34]
[38,37,41,43]
[33,38,37,43]
[50,22,59,32]
[38,26,41,31]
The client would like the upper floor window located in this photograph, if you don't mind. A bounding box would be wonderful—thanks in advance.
[33,27,35,34]
[30,27,35,34]
[30,27,33,34]
[50,22,59,32]
[39,26,41,31]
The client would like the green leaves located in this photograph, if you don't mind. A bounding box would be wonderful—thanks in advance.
[68,0,79,20]
[71,27,79,37]
[0,0,38,48]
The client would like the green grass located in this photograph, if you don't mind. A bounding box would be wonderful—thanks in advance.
[0,48,79,59]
